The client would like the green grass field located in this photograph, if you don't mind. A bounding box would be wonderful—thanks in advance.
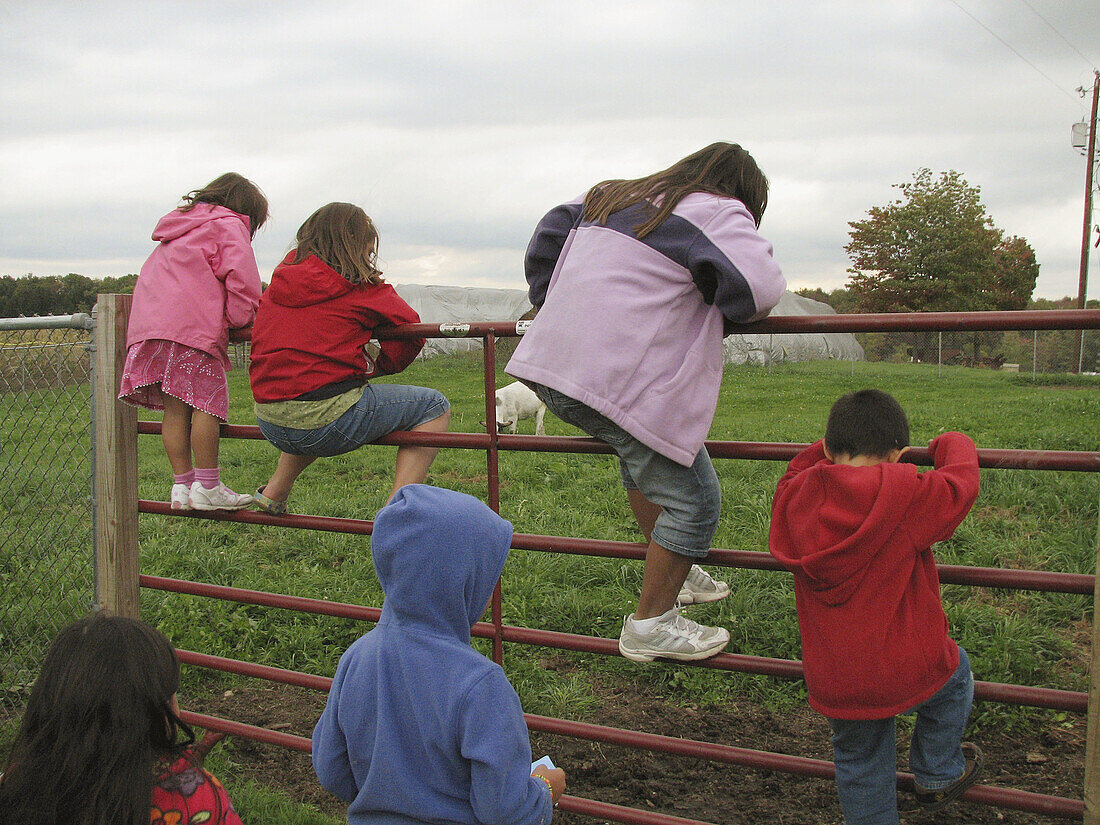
[3,354,1098,822]
[133,357,1099,703]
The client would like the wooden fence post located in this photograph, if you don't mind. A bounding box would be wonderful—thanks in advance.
[1084,484,1100,824]
[94,293,140,617]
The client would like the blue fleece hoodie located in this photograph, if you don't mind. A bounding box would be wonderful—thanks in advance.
[312,485,553,825]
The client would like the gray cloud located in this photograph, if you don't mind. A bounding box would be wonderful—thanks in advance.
[1,1,1097,298]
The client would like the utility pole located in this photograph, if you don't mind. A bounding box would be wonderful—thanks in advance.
[1073,70,1098,372]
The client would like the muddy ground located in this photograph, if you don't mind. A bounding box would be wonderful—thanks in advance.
[188,660,1085,825]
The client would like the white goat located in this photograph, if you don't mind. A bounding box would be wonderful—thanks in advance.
[494,381,546,436]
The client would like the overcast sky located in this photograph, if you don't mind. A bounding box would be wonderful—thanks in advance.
[2,1,1098,301]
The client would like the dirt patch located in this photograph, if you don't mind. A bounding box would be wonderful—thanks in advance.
[186,664,1085,825]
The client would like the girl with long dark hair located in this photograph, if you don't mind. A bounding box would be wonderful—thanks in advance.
[0,613,242,825]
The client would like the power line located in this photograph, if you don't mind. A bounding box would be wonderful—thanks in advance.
[947,0,1080,103]
[1017,0,1099,74]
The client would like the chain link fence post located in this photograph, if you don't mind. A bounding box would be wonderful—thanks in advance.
[0,312,97,727]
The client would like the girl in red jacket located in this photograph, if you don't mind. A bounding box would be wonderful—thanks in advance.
[249,203,450,512]
[0,614,243,825]
[119,172,268,512]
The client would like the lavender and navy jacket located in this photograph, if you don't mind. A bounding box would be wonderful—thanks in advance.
[506,192,785,466]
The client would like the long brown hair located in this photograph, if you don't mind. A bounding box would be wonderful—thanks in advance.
[0,613,193,825]
[181,172,269,239]
[583,142,769,237]
[292,202,384,286]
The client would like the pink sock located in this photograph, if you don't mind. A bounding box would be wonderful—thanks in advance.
[194,467,221,490]
[173,470,195,485]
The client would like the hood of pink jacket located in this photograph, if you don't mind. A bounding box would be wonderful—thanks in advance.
[151,202,251,243]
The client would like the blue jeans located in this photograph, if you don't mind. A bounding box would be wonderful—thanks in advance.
[828,647,974,825]
[257,383,449,457]
[529,383,720,558]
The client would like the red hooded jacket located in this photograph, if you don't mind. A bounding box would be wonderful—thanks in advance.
[249,252,424,403]
[768,433,979,719]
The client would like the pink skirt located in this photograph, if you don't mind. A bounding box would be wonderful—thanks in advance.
[118,339,229,422]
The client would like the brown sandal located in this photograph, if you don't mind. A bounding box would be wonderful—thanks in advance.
[913,742,984,812]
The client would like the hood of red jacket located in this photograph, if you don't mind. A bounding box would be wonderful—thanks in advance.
[770,459,920,606]
[264,252,355,308]
[151,203,250,243]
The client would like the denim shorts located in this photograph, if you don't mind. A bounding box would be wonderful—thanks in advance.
[257,383,449,458]
[529,383,720,559]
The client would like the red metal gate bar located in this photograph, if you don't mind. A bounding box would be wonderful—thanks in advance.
[525,714,1085,820]
[499,625,1087,712]
[553,796,714,825]
[142,575,1087,712]
[175,671,1083,820]
[178,708,715,825]
[179,709,312,753]
[482,332,505,665]
[137,506,1096,595]
[137,421,1100,473]
[378,309,1100,339]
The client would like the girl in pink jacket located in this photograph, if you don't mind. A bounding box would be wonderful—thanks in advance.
[119,173,267,511]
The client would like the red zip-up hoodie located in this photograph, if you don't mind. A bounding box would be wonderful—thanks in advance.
[249,252,424,403]
[768,433,979,719]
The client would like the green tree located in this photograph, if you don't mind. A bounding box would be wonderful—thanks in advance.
[0,273,137,317]
[795,286,856,314]
[845,169,1037,362]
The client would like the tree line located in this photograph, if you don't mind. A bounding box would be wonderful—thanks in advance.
[3,169,1089,370]
[0,272,137,318]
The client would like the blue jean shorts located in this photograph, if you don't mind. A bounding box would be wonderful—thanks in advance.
[257,383,449,458]
[529,383,720,559]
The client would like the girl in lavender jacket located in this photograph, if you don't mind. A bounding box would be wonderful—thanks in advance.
[119,173,267,511]
[506,143,785,663]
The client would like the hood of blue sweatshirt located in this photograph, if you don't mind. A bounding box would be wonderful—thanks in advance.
[151,202,250,243]
[372,484,513,639]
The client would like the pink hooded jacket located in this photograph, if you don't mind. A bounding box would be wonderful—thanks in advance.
[125,203,262,370]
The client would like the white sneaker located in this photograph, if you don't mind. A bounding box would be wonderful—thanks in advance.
[677,564,731,605]
[618,608,729,663]
[170,483,192,510]
[189,482,254,511]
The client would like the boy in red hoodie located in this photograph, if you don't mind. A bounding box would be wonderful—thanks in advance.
[769,389,983,824]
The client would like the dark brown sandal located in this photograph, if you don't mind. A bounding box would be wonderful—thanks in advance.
[913,742,984,812]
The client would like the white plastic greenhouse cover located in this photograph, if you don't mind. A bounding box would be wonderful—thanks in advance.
[391,284,864,364]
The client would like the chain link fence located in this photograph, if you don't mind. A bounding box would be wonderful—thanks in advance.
[836,329,1097,375]
[0,315,95,728]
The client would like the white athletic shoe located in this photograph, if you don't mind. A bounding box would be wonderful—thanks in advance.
[189,482,254,511]
[618,608,730,663]
[677,564,731,605]
[170,483,192,510]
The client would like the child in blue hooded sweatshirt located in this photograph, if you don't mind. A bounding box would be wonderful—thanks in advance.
[312,484,566,825]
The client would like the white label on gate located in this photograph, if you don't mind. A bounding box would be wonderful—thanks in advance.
[439,323,471,337]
